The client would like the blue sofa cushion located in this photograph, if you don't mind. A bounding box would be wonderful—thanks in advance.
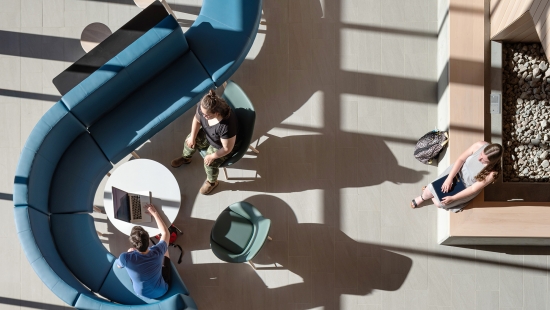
[186,0,262,85]
[98,260,190,305]
[75,293,198,310]
[13,101,87,213]
[198,0,263,33]
[89,51,214,163]
[51,213,116,292]
[62,15,189,127]
[49,133,112,214]
[14,206,92,306]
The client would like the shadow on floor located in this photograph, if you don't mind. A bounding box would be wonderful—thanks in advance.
[0,296,70,310]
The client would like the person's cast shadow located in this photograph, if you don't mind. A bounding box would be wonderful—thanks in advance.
[218,132,429,194]
[176,194,412,310]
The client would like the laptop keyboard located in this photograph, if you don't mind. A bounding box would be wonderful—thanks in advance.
[130,195,142,219]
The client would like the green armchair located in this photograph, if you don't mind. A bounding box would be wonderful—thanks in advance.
[210,201,271,268]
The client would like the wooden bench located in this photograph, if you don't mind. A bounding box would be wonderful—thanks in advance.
[437,0,550,245]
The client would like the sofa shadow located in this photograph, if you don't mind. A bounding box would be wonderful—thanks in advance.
[0,296,68,310]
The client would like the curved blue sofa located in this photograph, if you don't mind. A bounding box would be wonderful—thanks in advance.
[13,0,262,309]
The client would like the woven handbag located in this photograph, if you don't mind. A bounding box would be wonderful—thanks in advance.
[414,130,449,164]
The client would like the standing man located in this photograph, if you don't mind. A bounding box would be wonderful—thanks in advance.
[171,89,240,195]
[117,204,171,299]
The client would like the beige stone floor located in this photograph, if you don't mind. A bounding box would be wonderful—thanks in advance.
[0,0,548,309]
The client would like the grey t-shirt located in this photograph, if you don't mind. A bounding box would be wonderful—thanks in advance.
[196,105,239,149]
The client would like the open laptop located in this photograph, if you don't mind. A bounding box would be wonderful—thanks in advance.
[111,187,152,223]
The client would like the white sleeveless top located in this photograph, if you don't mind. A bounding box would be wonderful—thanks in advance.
[459,143,488,186]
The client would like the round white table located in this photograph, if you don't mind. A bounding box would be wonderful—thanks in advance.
[104,159,181,236]
[81,23,112,53]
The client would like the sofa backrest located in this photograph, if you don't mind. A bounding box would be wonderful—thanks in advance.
[88,50,214,163]
[185,0,263,85]
[48,132,112,214]
[51,213,115,293]
[13,101,87,214]
[14,206,95,306]
[61,15,189,128]
[199,0,263,33]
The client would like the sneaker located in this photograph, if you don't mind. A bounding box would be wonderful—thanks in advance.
[171,157,192,168]
[199,180,219,195]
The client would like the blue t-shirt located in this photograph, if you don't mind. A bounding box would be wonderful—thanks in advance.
[117,240,168,299]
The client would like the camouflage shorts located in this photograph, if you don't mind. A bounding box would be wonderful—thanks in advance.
[181,129,238,182]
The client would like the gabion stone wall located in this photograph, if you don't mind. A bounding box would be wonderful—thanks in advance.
[502,43,550,182]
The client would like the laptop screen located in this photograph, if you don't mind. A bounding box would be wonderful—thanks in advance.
[112,187,131,222]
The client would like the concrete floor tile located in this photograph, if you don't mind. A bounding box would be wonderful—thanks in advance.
[524,275,547,310]
[475,248,500,291]
[451,274,475,310]
[108,3,133,31]
[64,0,85,12]
[401,243,428,290]
[404,289,428,310]
[43,0,64,28]
[0,0,21,29]
[334,241,358,288]
[450,246,476,275]
[85,1,109,25]
[427,256,452,307]
[499,251,524,309]
[64,9,86,28]
[0,105,20,149]
[380,35,405,76]
[476,290,499,310]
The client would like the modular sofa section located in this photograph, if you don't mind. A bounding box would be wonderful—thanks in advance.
[49,132,112,214]
[51,213,115,292]
[62,15,188,128]
[98,260,190,305]
[14,206,95,306]
[13,101,88,213]
[89,51,214,163]
[186,0,263,85]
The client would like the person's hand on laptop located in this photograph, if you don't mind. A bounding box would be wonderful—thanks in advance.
[145,203,158,216]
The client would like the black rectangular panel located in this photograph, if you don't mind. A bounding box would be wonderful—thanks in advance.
[53,1,169,96]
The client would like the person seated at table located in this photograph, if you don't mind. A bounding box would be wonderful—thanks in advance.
[410,141,503,212]
[116,204,171,299]
[171,89,240,195]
